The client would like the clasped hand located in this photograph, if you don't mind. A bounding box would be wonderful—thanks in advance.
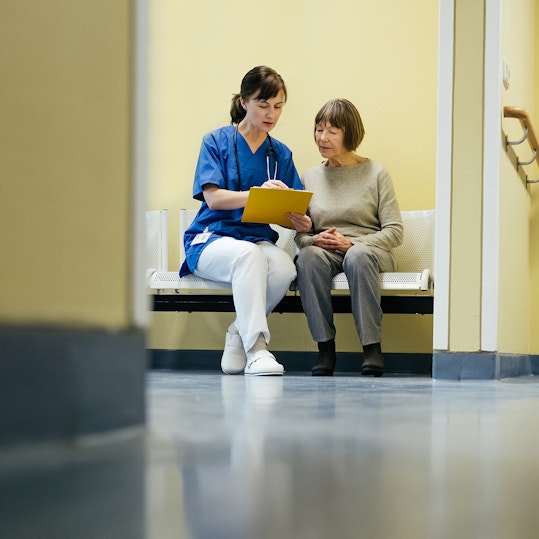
[312,227,352,252]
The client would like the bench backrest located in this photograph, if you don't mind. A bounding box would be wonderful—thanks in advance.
[147,208,435,277]
[395,210,435,273]
[146,209,168,271]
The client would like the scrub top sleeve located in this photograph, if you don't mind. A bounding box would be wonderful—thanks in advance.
[192,134,228,201]
[282,155,303,190]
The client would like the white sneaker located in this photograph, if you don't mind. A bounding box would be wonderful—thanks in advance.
[221,331,247,375]
[244,350,284,376]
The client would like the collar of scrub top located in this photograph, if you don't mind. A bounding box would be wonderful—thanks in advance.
[234,126,278,189]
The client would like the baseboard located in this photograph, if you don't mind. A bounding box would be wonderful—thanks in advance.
[0,325,147,448]
[531,355,539,375]
[433,351,537,380]
[148,349,433,376]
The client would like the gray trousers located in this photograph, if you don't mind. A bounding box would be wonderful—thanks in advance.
[295,243,395,345]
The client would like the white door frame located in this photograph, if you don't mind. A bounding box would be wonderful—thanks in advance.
[434,0,501,352]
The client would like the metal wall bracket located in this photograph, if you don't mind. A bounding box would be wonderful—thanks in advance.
[518,148,537,168]
[505,126,529,150]
[504,107,539,186]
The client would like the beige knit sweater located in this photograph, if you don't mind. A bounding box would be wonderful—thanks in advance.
[295,159,404,253]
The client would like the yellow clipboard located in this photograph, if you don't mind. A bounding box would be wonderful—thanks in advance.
[241,187,313,228]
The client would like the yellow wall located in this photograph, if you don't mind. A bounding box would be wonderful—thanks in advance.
[147,0,439,353]
[530,0,539,351]
[499,0,537,353]
[448,0,485,351]
[0,1,134,330]
[445,0,538,355]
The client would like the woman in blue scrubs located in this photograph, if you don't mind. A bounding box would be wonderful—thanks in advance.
[180,66,303,376]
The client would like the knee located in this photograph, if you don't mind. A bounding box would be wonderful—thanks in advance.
[296,245,325,270]
[273,249,297,281]
[233,242,266,269]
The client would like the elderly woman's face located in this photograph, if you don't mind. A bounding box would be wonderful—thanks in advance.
[315,121,346,159]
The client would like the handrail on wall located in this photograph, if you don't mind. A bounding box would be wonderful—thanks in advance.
[503,106,539,184]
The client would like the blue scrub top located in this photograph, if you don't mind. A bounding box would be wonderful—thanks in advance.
[180,125,303,276]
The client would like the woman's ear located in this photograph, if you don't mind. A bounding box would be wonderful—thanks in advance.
[240,97,247,110]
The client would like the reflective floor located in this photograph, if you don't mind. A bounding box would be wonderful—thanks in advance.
[4,372,539,539]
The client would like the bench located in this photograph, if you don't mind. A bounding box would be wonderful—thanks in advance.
[146,209,434,315]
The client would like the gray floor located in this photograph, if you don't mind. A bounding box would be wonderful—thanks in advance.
[3,372,539,539]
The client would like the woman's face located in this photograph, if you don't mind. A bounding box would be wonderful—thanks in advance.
[242,90,285,133]
[315,121,347,160]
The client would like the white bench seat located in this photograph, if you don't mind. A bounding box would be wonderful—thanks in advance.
[147,208,435,295]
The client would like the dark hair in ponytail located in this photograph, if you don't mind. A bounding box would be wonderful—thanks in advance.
[230,66,287,124]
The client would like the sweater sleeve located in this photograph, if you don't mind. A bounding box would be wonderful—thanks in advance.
[294,216,316,248]
[353,167,403,251]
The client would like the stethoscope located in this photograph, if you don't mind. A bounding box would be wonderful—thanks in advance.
[234,126,278,188]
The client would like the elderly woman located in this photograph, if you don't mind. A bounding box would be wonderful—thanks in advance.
[288,99,403,377]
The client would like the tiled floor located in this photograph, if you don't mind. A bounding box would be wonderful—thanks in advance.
[3,372,539,538]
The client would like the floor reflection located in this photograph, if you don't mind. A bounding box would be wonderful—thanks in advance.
[4,373,539,539]
[147,373,539,539]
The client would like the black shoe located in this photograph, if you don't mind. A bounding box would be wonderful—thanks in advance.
[312,339,336,376]
[361,343,384,377]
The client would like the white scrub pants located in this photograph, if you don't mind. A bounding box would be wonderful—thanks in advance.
[194,237,296,352]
